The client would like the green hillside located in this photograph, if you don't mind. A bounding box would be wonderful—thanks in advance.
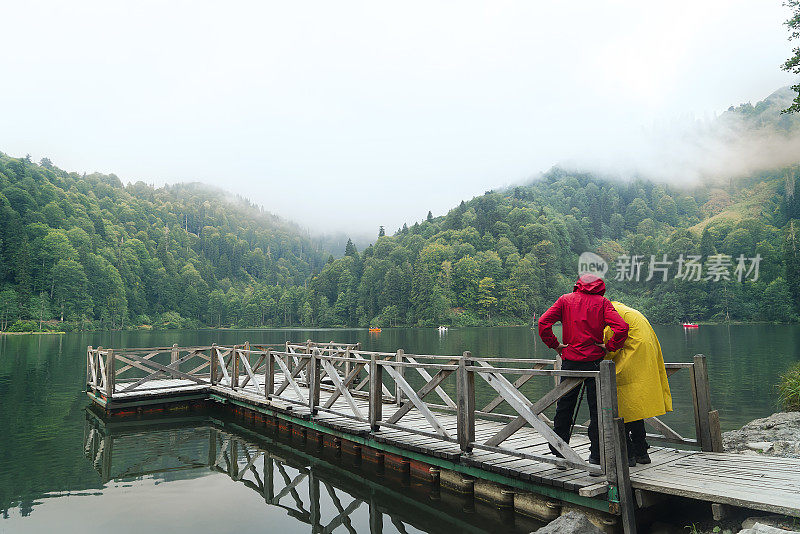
[309,87,800,326]
[0,156,329,331]
[2,87,800,330]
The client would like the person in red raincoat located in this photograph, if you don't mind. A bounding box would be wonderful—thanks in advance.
[538,274,629,465]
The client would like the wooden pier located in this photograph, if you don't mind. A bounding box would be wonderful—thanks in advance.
[85,341,800,533]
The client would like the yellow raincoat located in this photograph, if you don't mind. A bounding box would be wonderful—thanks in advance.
[602,302,672,422]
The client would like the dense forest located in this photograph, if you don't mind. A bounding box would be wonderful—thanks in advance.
[2,88,800,330]
[0,158,332,331]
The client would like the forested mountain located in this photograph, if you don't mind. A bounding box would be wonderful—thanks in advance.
[308,87,800,327]
[0,156,330,330]
[2,87,800,330]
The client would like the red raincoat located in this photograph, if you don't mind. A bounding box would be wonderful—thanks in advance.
[538,275,629,362]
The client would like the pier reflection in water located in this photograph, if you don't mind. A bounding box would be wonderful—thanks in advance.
[82,408,544,534]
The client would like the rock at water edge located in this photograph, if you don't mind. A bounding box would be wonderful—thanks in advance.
[532,511,605,534]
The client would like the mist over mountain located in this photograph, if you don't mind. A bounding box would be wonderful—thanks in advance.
[2,85,800,331]
[559,85,800,186]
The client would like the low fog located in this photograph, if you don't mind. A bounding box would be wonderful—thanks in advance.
[561,87,800,186]
[0,1,798,237]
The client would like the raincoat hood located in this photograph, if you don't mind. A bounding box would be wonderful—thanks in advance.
[573,274,606,296]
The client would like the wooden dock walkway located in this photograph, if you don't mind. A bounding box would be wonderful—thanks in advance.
[85,341,800,533]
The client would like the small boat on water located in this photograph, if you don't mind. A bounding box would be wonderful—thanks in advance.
[682,323,699,328]
[438,326,448,332]
[368,327,382,333]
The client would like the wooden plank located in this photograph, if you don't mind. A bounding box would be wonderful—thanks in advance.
[613,416,637,534]
[115,350,161,376]
[309,350,321,413]
[481,366,542,412]
[578,482,609,497]
[122,353,206,386]
[321,359,366,421]
[644,416,685,442]
[406,355,456,409]
[385,362,456,425]
[708,409,723,453]
[265,350,275,397]
[692,354,713,451]
[599,360,618,484]
[483,377,583,447]
[119,352,196,393]
[630,475,800,517]
[457,353,475,453]
[369,354,383,431]
[384,365,450,438]
[475,363,585,466]
[107,349,115,398]
[274,354,307,401]
[395,349,405,405]
[323,362,366,409]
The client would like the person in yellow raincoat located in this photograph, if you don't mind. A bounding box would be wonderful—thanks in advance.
[602,301,672,466]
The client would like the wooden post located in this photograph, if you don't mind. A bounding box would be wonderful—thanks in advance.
[106,349,115,399]
[600,360,637,531]
[395,349,405,405]
[101,435,113,482]
[369,498,383,534]
[244,341,250,381]
[232,344,240,389]
[692,354,714,451]
[708,410,723,452]
[369,354,383,431]
[264,456,274,502]
[210,343,218,385]
[208,428,217,467]
[86,346,93,388]
[230,440,238,479]
[265,350,275,398]
[598,360,619,484]
[457,351,475,454]
[95,347,102,392]
[554,353,562,387]
[171,343,178,364]
[309,470,321,533]
[613,417,637,533]
[309,349,321,415]
[345,346,351,382]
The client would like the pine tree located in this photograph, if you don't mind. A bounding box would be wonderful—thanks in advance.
[344,238,357,257]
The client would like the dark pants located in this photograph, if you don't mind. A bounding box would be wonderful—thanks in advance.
[625,419,648,456]
[551,359,601,461]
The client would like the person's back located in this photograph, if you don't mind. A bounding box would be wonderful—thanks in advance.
[539,274,629,361]
[537,274,629,465]
[603,301,672,465]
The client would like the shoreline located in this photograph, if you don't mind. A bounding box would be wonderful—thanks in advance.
[0,331,66,335]
[0,321,795,334]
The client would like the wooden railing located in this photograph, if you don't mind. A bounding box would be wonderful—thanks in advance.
[87,340,721,530]
[87,344,218,397]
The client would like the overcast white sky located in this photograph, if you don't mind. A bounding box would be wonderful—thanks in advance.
[0,1,796,236]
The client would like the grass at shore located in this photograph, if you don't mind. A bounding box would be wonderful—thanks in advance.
[778,362,800,411]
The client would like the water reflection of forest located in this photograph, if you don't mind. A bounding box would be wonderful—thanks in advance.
[82,409,542,534]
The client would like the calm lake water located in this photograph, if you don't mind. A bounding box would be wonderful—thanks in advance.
[1,325,798,533]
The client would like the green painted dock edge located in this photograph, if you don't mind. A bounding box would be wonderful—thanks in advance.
[209,393,613,513]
